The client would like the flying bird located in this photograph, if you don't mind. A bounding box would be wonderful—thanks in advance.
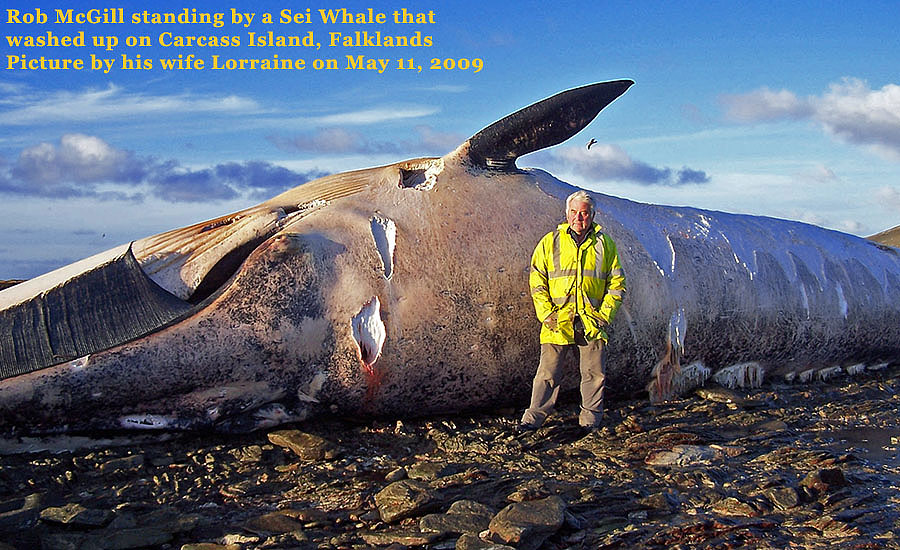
[587,138,597,149]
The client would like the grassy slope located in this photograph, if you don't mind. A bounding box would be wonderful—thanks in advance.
[868,225,900,248]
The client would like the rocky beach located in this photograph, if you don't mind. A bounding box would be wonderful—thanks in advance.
[1,363,898,550]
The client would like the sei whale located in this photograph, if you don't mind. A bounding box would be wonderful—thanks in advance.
[1,80,899,434]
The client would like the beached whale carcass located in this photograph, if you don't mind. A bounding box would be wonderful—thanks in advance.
[1,80,899,434]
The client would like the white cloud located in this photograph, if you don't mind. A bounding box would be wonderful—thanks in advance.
[876,186,900,210]
[0,80,28,95]
[0,83,439,147]
[721,87,813,122]
[312,106,439,125]
[537,144,710,186]
[1,134,324,201]
[808,164,837,182]
[0,84,262,125]
[815,79,900,160]
[413,124,464,152]
[12,134,143,192]
[793,163,840,185]
[272,128,364,154]
[268,124,463,156]
[787,209,862,234]
[721,78,900,160]
[838,219,865,234]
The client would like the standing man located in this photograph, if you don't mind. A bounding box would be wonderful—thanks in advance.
[519,190,626,432]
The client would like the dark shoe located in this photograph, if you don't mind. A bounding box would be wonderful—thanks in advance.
[515,422,539,434]
[579,424,601,436]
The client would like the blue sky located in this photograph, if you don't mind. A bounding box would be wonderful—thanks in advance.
[2,0,899,279]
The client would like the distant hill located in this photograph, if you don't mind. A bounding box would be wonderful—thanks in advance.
[868,225,900,248]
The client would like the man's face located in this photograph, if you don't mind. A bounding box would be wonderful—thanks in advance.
[566,200,594,235]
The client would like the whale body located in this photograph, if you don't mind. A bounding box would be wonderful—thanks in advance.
[1,80,899,434]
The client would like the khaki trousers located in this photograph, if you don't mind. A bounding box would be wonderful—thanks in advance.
[521,340,606,428]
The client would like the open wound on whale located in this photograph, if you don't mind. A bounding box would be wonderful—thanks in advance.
[398,158,443,190]
[647,308,687,402]
[352,297,386,388]
[370,215,396,280]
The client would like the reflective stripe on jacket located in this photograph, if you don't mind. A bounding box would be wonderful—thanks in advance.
[529,222,626,344]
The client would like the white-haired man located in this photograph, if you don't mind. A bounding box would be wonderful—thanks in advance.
[519,190,626,432]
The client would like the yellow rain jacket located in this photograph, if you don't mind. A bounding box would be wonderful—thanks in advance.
[530,222,626,344]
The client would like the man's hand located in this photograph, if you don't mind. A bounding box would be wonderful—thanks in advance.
[542,311,559,331]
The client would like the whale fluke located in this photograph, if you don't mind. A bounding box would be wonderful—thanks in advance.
[465,79,634,170]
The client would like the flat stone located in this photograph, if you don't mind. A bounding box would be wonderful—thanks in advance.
[220,479,271,498]
[142,508,200,533]
[374,479,438,523]
[242,510,306,535]
[40,503,113,527]
[228,445,263,463]
[0,493,42,532]
[645,445,721,467]
[712,496,759,517]
[408,461,459,480]
[419,499,494,536]
[267,430,341,461]
[801,468,849,495]
[359,529,440,545]
[448,500,495,517]
[488,495,565,550]
[221,533,261,545]
[99,455,144,475]
[384,467,407,482]
[38,533,85,550]
[456,533,516,550]
[695,386,744,404]
[756,420,789,432]
[709,444,744,458]
[81,527,174,549]
[764,486,801,510]
[506,479,552,502]
[638,490,678,513]
[804,515,862,537]
[41,512,196,550]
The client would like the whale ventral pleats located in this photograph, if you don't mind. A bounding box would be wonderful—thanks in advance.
[465,79,634,171]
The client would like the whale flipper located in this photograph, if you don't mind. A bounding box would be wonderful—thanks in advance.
[0,245,191,379]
